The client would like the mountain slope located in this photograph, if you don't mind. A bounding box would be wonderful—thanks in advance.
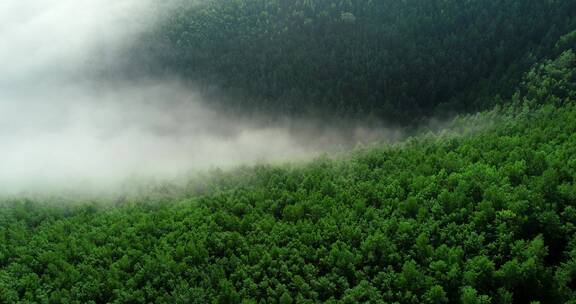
[129,0,576,123]
[2,49,576,303]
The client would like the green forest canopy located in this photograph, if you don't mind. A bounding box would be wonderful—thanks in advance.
[2,46,576,302]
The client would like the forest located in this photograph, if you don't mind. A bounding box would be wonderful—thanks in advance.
[130,0,576,123]
[2,39,576,303]
[2,0,576,303]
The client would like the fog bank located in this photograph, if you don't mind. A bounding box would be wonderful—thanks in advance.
[0,0,398,195]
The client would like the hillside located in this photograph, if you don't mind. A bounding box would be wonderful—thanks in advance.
[2,49,576,303]
[129,0,576,123]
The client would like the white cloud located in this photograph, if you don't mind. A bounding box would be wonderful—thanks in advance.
[0,0,395,195]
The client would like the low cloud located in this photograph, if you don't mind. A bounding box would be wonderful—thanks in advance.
[0,0,399,195]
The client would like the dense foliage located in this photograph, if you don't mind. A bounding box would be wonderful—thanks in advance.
[2,50,576,303]
[131,0,576,123]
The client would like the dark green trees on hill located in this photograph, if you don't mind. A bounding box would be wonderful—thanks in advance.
[1,49,576,303]
[132,0,576,123]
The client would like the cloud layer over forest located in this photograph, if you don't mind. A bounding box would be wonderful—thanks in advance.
[0,0,400,195]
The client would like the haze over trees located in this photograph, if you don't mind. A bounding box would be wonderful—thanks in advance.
[2,0,576,303]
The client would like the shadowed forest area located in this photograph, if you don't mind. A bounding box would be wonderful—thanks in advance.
[129,0,576,124]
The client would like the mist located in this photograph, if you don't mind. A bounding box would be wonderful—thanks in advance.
[0,0,401,195]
